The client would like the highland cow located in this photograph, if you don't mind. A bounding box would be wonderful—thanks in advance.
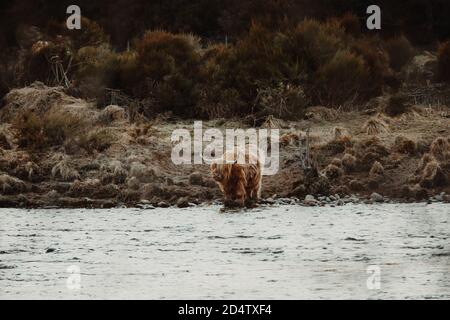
[210,148,262,207]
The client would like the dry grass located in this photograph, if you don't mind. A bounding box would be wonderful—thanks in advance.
[363,116,389,135]
[430,137,450,162]
[393,136,416,155]
[322,164,343,180]
[417,153,436,173]
[420,160,446,188]
[369,161,384,178]
[0,174,27,194]
[51,157,80,181]
[341,153,357,172]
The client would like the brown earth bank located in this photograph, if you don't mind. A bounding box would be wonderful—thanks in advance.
[0,82,449,209]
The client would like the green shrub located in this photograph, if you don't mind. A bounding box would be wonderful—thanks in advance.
[385,35,414,71]
[315,49,370,106]
[438,41,450,82]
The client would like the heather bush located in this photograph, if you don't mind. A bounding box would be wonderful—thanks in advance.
[438,41,450,82]
[135,31,202,116]
[385,35,415,71]
[68,17,109,49]
[74,44,120,102]
[314,49,370,106]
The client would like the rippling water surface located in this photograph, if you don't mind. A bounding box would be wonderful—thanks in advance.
[0,203,449,299]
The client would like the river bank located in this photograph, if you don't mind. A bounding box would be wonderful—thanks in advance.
[0,83,449,209]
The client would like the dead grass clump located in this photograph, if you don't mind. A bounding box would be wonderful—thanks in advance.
[393,136,417,155]
[417,153,436,173]
[363,116,389,135]
[430,137,450,162]
[13,109,86,150]
[356,137,389,170]
[384,94,410,117]
[77,128,116,154]
[69,178,101,197]
[330,158,343,167]
[100,160,128,184]
[98,105,127,125]
[322,164,343,180]
[0,132,11,150]
[420,161,447,188]
[0,174,27,194]
[51,157,80,181]
[324,135,353,155]
[342,153,357,172]
[369,161,384,178]
[280,132,301,147]
[129,162,157,183]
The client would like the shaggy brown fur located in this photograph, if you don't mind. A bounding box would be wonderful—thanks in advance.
[210,148,262,207]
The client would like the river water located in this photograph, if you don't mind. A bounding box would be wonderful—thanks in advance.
[0,203,449,300]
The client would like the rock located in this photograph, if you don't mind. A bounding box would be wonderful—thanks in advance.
[157,201,170,208]
[176,197,190,208]
[370,192,384,203]
[188,172,203,186]
[442,195,450,203]
[45,248,56,253]
[305,195,315,201]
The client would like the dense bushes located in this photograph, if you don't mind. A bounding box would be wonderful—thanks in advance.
[438,41,450,82]
[315,49,370,106]
[385,36,414,71]
[0,12,430,120]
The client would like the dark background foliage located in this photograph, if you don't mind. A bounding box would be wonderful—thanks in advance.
[1,0,450,119]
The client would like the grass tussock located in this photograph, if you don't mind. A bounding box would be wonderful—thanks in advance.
[13,109,86,150]
[430,137,450,162]
[341,153,357,172]
[420,160,446,188]
[393,136,417,155]
[369,161,384,178]
[363,116,389,135]
[0,174,27,194]
[51,157,80,181]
